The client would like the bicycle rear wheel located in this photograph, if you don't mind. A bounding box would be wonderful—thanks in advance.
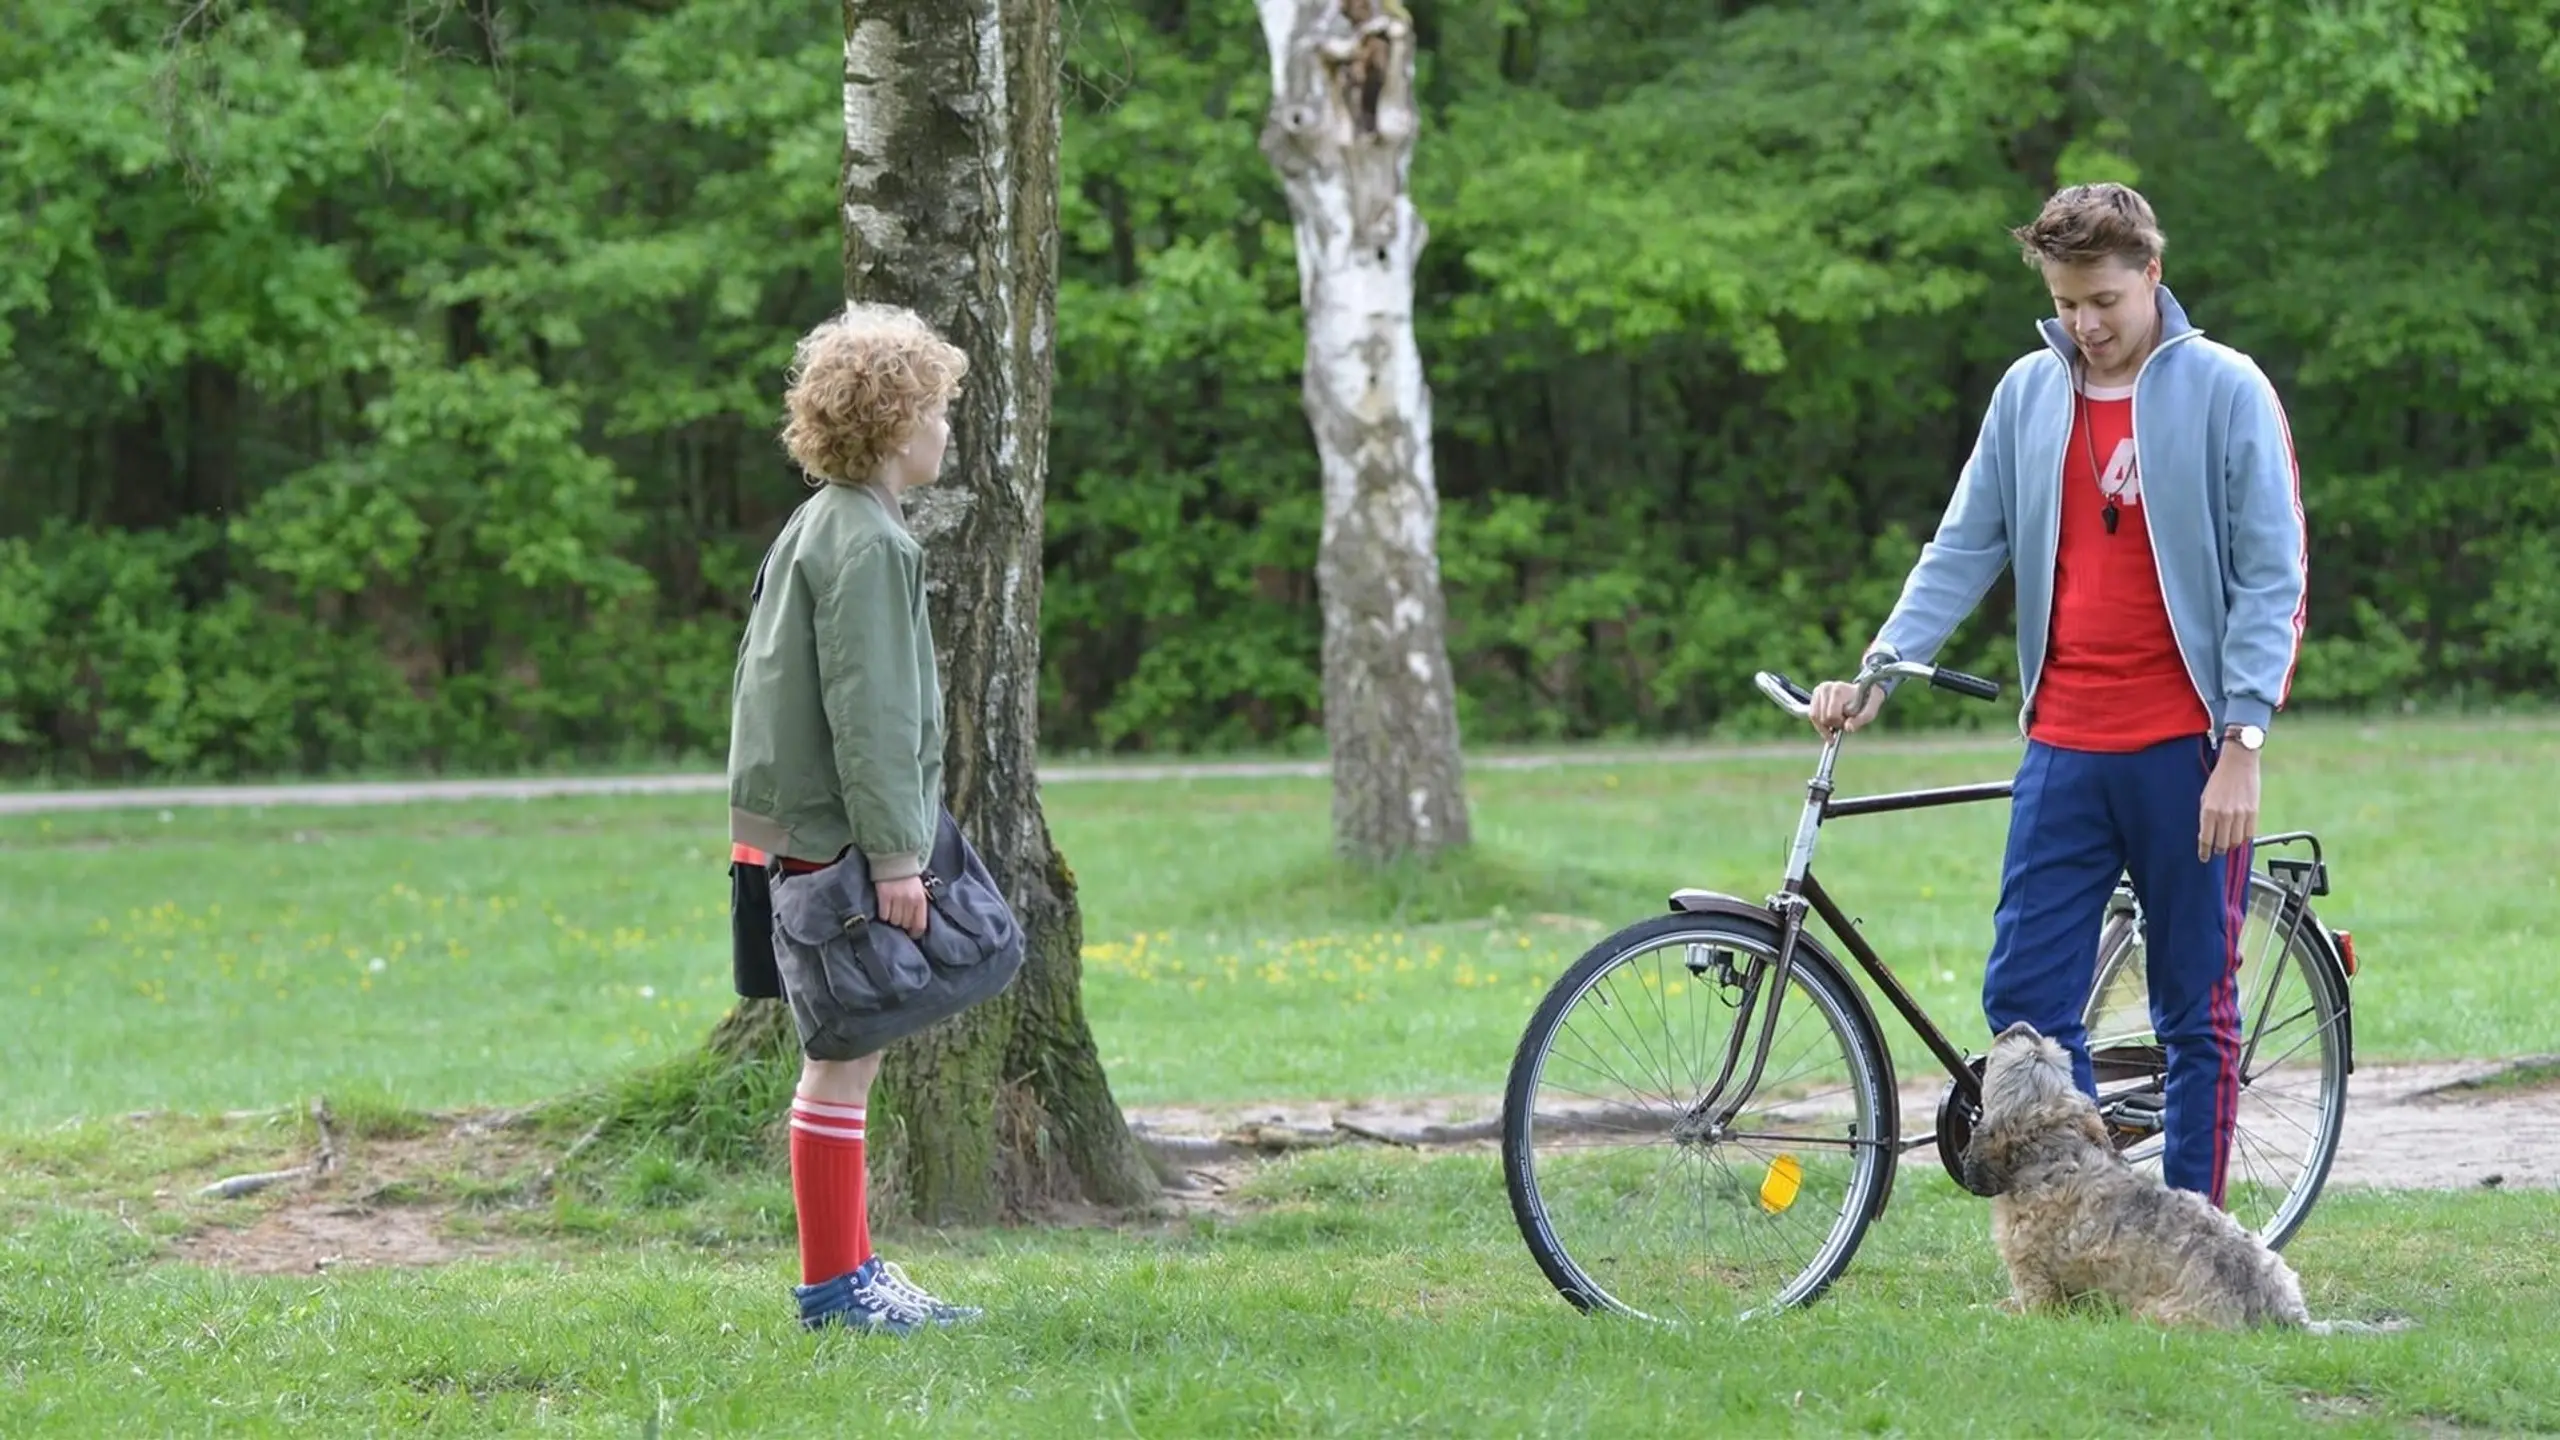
[1501,911,1894,1323]
[2083,870,2350,1248]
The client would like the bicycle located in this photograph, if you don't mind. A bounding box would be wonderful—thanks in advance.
[1499,655,2360,1323]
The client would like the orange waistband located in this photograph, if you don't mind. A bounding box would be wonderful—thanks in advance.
[734,842,829,875]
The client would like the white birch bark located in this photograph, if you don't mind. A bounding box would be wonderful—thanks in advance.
[1257,0,1473,862]
[838,0,1153,1221]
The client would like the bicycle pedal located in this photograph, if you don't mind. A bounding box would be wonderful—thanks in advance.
[2105,1093,2165,1138]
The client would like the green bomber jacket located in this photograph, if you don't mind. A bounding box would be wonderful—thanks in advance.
[726,481,943,880]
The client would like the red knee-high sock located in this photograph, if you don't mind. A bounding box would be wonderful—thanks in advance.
[789,1096,870,1285]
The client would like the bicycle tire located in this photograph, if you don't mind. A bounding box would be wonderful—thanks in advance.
[1501,910,1896,1322]
[2083,872,2351,1250]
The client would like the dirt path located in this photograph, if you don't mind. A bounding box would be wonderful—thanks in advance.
[145,1056,2551,1278]
[1125,1055,2560,1195]
[18,713,2560,816]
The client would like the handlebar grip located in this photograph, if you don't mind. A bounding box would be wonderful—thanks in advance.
[1768,672,1813,705]
[1929,668,2002,702]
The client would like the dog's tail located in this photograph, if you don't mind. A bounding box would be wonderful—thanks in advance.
[2303,1313,2417,1336]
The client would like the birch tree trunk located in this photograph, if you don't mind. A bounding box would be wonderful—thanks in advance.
[834,0,1156,1224]
[1257,0,1473,863]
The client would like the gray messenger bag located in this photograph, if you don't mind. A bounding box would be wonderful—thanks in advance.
[766,809,1026,1060]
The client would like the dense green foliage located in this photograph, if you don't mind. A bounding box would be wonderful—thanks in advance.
[2,0,2553,777]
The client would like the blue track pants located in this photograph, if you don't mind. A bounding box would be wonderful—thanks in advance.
[1984,734,2250,1207]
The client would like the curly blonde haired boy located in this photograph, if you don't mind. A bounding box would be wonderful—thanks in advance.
[779,302,969,485]
[726,301,982,1334]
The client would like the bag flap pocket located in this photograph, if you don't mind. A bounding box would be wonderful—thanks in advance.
[914,904,989,971]
[920,874,993,942]
[920,813,1016,946]
[771,864,873,948]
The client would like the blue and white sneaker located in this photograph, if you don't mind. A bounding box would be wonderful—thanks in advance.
[870,1258,983,1326]
[794,1255,981,1334]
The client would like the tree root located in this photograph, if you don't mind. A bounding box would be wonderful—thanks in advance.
[1128,1103,1670,1175]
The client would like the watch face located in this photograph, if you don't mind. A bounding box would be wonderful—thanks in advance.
[2232,725,2265,750]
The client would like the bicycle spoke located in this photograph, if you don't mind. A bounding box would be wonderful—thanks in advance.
[1570,970,1665,1105]
[1701,1145,1811,1284]
[2239,1088,2327,1138]
[2236,950,2305,1073]
[1597,962,1683,1106]
[2239,1089,2322,1147]
[1642,947,1706,1096]
[1524,1091,1681,1144]
[1555,1008,1680,1112]
[2230,1121,2277,1197]
[2244,1006,2345,1081]
[1593,964,1689,1105]
[2233,1118,2297,1185]
[1539,1043,1674,1125]
[1743,1008,1833,1093]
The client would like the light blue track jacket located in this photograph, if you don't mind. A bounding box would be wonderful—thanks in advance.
[1872,285,2308,737]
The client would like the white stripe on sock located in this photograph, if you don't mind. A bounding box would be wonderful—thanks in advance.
[789,1117,866,1142]
[793,1097,868,1121]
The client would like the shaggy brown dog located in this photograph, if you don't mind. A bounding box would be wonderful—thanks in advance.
[1960,1020,2312,1329]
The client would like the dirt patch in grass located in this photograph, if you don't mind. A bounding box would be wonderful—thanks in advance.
[161,1109,559,1276]
[141,1054,2560,1276]
[171,1201,517,1275]
[2406,1054,2560,1100]
[1124,1055,2560,1195]
[2340,1057,2560,1190]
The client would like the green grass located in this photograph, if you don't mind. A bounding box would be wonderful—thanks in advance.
[3,1128,2555,1437]
[5,716,2559,1126]
[6,718,2559,1435]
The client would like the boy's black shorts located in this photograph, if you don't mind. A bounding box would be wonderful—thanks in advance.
[729,861,783,1000]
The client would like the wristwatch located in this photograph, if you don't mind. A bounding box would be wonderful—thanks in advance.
[2223,723,2266,752]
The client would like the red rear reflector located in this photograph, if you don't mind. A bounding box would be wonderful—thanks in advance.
[2333,929,2357,976]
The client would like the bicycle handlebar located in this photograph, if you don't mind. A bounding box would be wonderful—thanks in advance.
[1754,656,2003,722]
[1928,667,2002,702]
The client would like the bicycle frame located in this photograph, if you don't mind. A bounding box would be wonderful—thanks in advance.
[1685,662,2345,1149]
[1684,718,2010,1136]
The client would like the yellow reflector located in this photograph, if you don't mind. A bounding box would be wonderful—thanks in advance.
[1759,1154,1804,1214]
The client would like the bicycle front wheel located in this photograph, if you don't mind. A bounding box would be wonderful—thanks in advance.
[1501,911,1894,1324]
[2084,871,2350,1249]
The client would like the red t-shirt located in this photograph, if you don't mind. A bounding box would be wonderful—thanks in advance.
[2028,381,2211,752]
